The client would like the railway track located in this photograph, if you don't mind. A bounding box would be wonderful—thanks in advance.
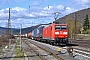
[60,39,90,60]
[22,38,90,60]
[23,40,46,60]
[23,39,64,60]
[56,45,90,60]
[69,39,90,48]
[74,48,90,58]
[72,47,90,60]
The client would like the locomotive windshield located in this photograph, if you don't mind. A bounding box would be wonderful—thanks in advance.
[55,26,67,30]
[61,26,67,30]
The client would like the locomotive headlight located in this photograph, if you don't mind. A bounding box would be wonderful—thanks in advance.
[55,32,59,34]
[63,32,67,34]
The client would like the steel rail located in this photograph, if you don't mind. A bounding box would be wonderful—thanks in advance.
[23,40,46,60]
[25,39,64,60]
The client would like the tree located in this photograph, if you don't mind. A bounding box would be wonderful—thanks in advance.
[83,14,89,30]
[66,18,75,38]
[66,17,82,38]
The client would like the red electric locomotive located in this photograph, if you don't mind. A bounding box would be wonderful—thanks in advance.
[42,23,68,44]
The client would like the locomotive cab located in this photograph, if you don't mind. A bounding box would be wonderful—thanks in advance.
[54,24,68,43]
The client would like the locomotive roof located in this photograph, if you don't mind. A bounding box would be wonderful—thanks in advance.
[33,24,49,30]
[44,23,67,28]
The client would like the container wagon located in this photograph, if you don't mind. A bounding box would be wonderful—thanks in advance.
[32,24,49,40]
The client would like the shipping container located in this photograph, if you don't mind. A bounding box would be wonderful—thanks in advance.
[32,24,49,40]
[32,28,37,39]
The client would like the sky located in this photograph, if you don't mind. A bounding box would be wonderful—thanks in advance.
[0,0,90,28]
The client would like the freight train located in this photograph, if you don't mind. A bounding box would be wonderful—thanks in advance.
[31,23,68,44]
[32,24,49,40]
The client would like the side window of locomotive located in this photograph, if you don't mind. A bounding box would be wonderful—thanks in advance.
[55,26,61,30]
[61,26,67,30]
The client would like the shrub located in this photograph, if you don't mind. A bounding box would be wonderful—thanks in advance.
[82,29,90,34]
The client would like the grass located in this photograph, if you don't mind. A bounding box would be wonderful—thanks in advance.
[15,48,24,57]
[14,40,24,60]
[75,34,90,40]
[14,47,24,60]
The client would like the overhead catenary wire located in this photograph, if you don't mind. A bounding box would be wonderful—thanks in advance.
[64,0,78,15]
[66,0,78,7]
[34,0,44,12]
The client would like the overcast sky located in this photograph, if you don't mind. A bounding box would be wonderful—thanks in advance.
[0,0,90,28]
